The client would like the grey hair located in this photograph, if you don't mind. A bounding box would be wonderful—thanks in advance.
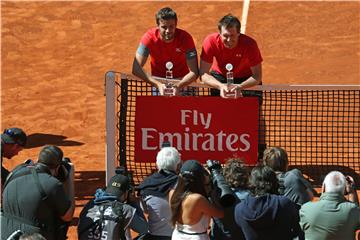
[156,147,181,172]
[323,171,346,194]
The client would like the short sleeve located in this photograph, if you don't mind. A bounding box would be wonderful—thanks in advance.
[137,31,153,57]
[246,40,263,67]
[183,32,197,60]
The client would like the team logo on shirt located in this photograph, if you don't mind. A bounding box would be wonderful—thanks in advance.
[176,48,182,52]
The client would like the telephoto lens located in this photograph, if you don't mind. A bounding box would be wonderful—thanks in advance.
[206,160,236,207]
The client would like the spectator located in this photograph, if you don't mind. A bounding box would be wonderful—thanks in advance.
[234,166,304,240]
[1,145,75,240]
[132,7,198,96]
[210,158,249,240]
[1,127,27,187]
[200,14,262,98]
[170,160,223,240]
[77,172,148,240]
[19,233,46,240]
[137,147,182,240]
[300,171,359,240]
[263,146,315,206]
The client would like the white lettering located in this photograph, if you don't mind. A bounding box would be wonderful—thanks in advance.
[180,110,192,125]
[216,130,226,151]
[184,127,190,151]
[200,112,212,129]
[142,128,157,150]
[192,132,203,151]
[193,110,198,125]
[226,134,238,151]
[202,133,215,151]
[239,134,251,151]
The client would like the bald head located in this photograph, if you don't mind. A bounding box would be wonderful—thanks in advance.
[323,171,346,194]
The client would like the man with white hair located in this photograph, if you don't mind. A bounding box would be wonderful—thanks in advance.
[299,171,359,240]
[136,146,182,240]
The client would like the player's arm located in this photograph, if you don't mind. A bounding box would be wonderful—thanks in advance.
[200,59,230,98]
[175,50,199,90]
[237,63,262,90]
[132,44,165,95]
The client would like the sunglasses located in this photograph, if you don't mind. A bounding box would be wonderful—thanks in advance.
[4,129,26,146]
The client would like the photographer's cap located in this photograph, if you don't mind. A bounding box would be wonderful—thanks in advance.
[2,128,27,147]
[38,145,63,168]
[180,160,207,176]
[106,174,130,197]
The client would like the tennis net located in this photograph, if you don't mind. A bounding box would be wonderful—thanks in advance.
[105,72,359,187]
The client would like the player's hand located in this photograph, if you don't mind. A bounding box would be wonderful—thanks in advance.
[220,84,242,99]
[156,82,166,95]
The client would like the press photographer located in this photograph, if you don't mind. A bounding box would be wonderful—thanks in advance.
[206,159,236,207]
[77,166,148,240]
[1,145,75,240]
[207,158,252,240]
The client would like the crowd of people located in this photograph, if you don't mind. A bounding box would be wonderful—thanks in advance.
[1,6,359,240]
[1,127,359,240]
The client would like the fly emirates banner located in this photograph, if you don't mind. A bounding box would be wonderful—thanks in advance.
[135,96,259,164]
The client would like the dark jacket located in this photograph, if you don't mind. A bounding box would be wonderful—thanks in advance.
[234,194,304,240]
[137,170,178,198]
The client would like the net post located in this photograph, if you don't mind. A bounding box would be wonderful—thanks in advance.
[105,71,116,185]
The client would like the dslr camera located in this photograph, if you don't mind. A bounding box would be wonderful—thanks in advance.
[57,157,72,182]
[206,160,236,207]
[115,166,135,193]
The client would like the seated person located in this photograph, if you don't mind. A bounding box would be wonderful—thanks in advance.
[300,171,359,240]
[77,173,148,240]
[210,158,250,240]
[169,160,224,240]
[263,146,315,206]
[234,166,304,240]
[137,147,182,240]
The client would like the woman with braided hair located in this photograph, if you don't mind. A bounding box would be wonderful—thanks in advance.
[169,160,223,240]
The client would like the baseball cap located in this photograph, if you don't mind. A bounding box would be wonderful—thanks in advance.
[180,160,207,176]
[2,128,27,147]
[106,174,131,197]
[38,145,63,168]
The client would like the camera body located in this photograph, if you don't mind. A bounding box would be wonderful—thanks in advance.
[206,160,236,207]
[115,166,135,193]
[57,157,72,182]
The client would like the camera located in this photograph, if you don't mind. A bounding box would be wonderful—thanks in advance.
[57,157,72,182]
[206,160,236,207]
[161,141,171,148]
[115,166,135,193]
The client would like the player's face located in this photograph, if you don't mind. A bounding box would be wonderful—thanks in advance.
[158,19,176,43]
[220,26,240,49]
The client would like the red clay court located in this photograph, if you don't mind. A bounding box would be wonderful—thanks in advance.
[2,1,359,238]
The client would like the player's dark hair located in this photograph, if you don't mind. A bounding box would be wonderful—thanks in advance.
[156,7,177,25]
[218,14,241,33]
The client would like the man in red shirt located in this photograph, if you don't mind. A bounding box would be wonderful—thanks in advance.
[132,7,198,96]
[200,14,263,98]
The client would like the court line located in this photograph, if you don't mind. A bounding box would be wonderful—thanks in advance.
[241,0,250,34]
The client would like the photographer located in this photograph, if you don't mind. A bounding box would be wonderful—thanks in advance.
[77,170,148,240]
[1,145,75,240]
[169,160,223,240]
[300,171,359,240]
[209,158,249,240]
